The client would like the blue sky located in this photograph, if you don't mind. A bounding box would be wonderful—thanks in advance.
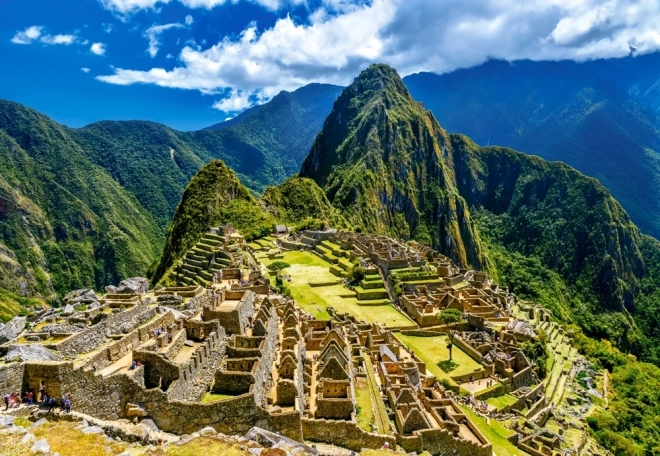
[2,0,660,130]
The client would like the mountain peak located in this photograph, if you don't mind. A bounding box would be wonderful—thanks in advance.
[299,65,484,268]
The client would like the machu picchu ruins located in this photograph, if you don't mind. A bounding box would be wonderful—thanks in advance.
[0,227,611,455]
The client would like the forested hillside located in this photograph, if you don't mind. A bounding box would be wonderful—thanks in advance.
[0,101,162,306]
[0,84,341,312]
[404,60,660,240]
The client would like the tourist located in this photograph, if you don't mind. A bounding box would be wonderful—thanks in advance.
[39,381,46,401]
[63,397,71,413]
[168,333,173,343]
[48,396,56,412]
[26,391,33,406]
[382,442,390,450]
[11,392,19,408]
[129,360,138,370]
[3,393,9,410]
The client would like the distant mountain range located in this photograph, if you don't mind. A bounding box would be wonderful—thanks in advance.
[404,56,660,239]
[0,84,342,305]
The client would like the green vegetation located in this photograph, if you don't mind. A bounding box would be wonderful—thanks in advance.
[459,405,525,456]
[0,101,162,310]
[576,334,660,455]
[355,380,375,432]
[486,393,519,412]
[261,250,412,326]
[261,176,347,228]
[299,64,486,269]
[152,160,260,282]
[395,333,484,382]
[266,261,290,274]
[521,329,550,379]
[438,308,462,324]
[405,60,660,240]
[200,392,239,403]
[346,265,366,285]
[0,288,42,322]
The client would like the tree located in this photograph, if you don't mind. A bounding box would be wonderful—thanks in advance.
[267,261,290,275]
[438,308,462,325]
[438,309,463,361]
[346,266,366,286]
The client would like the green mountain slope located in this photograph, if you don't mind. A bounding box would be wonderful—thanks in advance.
[261,177,347,228]
[451,136,643,333]
[69,120,209,228]
[152,164,342,284]
[300,64,485,268]
[0,100,162,311]
[404,60,660,239]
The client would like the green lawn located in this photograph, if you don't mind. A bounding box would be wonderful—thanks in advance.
[200,392,239,403]
[264,251,413,326]
[460,405,530,456]
[363,353,391,434]
[355,380,374,432]
[486,394,520,411]
[395,333,485,382]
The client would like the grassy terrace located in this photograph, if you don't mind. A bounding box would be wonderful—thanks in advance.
[260,250,413,327]
[486,393,520,411]
[395,333,484,383]
[355,378,375,432]
[363,352,391,434]
[460,405,529,456]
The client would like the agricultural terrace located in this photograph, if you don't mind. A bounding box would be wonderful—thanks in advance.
[259,250,414,327]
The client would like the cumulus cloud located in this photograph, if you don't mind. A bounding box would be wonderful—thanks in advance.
[11,26,44,44]
[12,26,78,46]
[90,42,107,55]
[145,23,184,57]
[40,34,76,45]
[97,0,660,112]
[185,15,194,25]
[81,67,91,73]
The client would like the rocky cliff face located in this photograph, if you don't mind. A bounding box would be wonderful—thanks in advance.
[300,64,485,268]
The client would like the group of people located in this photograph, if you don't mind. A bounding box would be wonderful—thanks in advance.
[3,381,71,413]
[3,392,22,409]
[129,359,145,370]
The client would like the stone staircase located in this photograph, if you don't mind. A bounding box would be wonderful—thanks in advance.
[178,232,233,287]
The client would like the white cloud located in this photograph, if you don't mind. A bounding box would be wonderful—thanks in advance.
[103,23,114,33]
[212,89,267,111]
[90,42,107,55]
[145,23,184,57]
[185,15,194,26]
[11,26,44,44]
[97,0,660,112]
[40,34,76,45]
[81,67,91,73]
[12,26,78,46]
[99,0,304,13]
[98,0,168,14]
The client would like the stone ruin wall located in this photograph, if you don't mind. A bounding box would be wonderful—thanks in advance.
[203,291,254,335]
[395,427,492,456]
[82,311,176,371]
[301,418,396,452]
[0,362,28,396]
[56,303,157,358]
